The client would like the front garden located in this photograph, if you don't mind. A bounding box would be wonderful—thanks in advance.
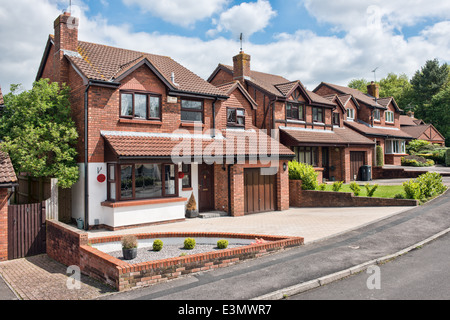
[401,139,449,167]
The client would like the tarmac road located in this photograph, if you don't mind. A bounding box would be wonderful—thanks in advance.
[100,189,450,300]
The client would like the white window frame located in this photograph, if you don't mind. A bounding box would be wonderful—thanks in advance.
[385,139,406,154]
[373,109,381,121]
[346,108,355,121]
[385,111,394,123]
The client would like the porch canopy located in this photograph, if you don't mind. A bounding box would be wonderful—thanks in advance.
[280,127,375,147]
[102,130,294,163]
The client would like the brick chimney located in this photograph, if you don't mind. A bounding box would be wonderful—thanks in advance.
[407,111,415,118]
[233,51,251,84]
[53,12,79,84]
[367,81,380,99]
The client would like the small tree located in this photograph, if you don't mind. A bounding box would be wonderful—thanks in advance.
[376,146,384,167]
[0,80,79,188]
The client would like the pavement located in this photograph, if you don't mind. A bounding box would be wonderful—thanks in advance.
[0,183,449,300]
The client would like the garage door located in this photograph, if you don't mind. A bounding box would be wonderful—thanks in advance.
[244,169,276,214]
[350,151,365,181]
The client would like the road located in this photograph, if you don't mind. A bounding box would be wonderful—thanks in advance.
[290,232,450,300]
[100,189,450,301]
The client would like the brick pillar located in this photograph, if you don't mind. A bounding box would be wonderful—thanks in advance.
[0,189,8,262]
[230,165,244,217]
[278,161,290,211]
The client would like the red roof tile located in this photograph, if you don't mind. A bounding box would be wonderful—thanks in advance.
[102,131,294,160]
[344,121,413,139]
[0,151,17,186]
[281,127,375,146]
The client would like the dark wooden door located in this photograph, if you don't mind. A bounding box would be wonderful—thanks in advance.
[350,151,365,181]
[198,164,214,212]
[244,169,276,214]
[8,202,46,260]
[322,147,330,180]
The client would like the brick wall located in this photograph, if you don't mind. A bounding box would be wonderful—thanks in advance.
[0,189,8,262]
[46,221,304,292]
[289,180,418,207]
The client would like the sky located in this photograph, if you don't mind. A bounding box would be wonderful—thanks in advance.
[0,0,449,94]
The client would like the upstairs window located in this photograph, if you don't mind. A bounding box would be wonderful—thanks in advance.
[374,109,381,121]
[120,91,161,120]
[386,111,394,123]
[227,108,245,127]
[346,108,355,120]
[286,102,304,121]
[312,107,324,123]
[181,99,203,123]
[332,113,340,126]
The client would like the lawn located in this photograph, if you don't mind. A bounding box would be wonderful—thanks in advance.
[322,183,405,198]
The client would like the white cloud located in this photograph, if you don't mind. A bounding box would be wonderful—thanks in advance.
[207,0,277,38]
[122,0,229,28]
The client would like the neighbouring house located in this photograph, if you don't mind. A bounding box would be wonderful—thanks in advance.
[400,112,445,146]
[0,151,18,262]
[36,13,294,230]
[208,51,375,182]
[314,82,413,166]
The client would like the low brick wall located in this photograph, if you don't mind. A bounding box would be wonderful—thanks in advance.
[46,221,304,292]
[373,166,450,179]
[289,180,418,207]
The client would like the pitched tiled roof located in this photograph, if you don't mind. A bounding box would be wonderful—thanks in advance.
[280,127,375,146]
[216,81,258,109]
[316,82,385,109]
[401,124,445,141]
[399,115,419,126]
[0,151,17,186]
[344,121,413,139]
[102,131,294,160]
[55,36,226,98]
[217,65,334,106]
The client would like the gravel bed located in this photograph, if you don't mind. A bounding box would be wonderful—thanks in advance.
[108,244,246,264]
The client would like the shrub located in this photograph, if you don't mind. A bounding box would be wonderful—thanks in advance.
[288,160,319,190]
[318,183,326,191]
[121,235,138,249]
[401,155,434,167]
[332,181,344,192]
[394,193,405,199]
[153,239,163,252]
[406,140,431,155]
[403,172,447,200]
[365,184,379,197]
[217,240,229,249]
[349,182,361,196]
[403,180,422,200]
[376,145,384,166]
[184,238,196,250]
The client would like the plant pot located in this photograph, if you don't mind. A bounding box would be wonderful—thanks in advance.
[122,248,137,260]
[185,209,199,218]
[76,218,84,230]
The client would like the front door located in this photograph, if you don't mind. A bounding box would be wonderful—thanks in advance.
[198,164,214,212]
[322,147,330,180]
[350,151,365,181]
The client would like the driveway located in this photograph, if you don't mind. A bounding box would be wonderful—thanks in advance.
[0,205,412,300]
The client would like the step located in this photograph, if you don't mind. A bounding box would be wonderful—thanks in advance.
[198,211,228,219]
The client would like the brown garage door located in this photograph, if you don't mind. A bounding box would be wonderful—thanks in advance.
[350,151,365,181]
[244,169,276,214]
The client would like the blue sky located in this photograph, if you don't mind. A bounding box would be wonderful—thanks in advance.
[0,0,449,94]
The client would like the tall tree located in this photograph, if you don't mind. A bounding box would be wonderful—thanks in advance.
[410,58,449,120]
[379,73,412,110]
[429,84,450,146]
[0,79,79,188]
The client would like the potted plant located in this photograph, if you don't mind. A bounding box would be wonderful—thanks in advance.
[185,193,199,218]
[121,235,138,260]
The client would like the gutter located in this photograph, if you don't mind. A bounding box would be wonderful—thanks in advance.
[212,97,218,138]
[227,164,233,216]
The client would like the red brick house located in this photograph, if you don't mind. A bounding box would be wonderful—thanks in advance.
[0,151,18,262]
[400,112,445,146]
[36,13,293,230]
[314,82,413,166]
[208,52,375,182]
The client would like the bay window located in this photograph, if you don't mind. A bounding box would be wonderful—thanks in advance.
[108,163,178,201]
[294,147,319,167]
[385,140,406,154]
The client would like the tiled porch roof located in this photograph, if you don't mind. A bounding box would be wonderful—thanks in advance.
[102,130,294,160]
[0,151,17,186]
[344,121,413,139]
[280,127,375,147]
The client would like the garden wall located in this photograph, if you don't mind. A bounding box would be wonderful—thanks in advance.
[289,180,418,207]
[372,166,450,179]
[46,220,304,291]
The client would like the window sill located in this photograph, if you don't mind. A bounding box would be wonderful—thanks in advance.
[182,187,193,191]
[287,119,306,124]
[101,197,188,208]
[119,118,162,125]
[180,122,205,128]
